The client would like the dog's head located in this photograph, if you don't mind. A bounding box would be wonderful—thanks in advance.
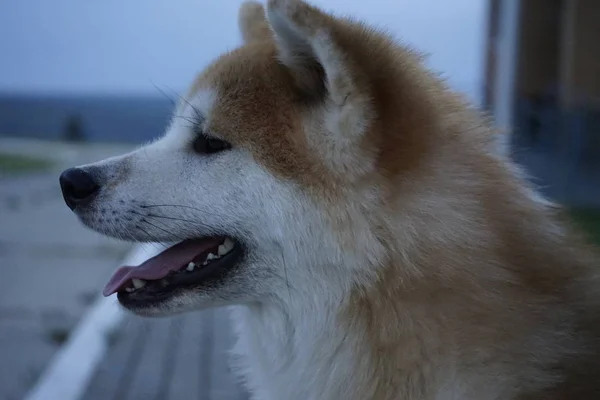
[59,0,442,316]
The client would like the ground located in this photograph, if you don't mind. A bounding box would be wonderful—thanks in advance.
[83,309,248,400]
[0,139,133,399]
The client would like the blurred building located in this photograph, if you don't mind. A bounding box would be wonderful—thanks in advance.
[483,0,600,207]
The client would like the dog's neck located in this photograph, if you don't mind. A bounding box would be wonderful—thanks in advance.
[228,296,374,400]
[227,227,581,400]
[226,205,436,399]
[226,250,437,400]
[225,172,577,399]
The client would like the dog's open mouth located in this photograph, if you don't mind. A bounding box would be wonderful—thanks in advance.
[103,237,243,302]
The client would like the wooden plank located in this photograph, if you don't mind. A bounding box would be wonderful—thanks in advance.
[155,316,184,400]
[83,317,147,400]
[82,308,250,400]
[166,311,213,400]
[208,309,249,400]
[122,317,173,400]
[198,309,216,398]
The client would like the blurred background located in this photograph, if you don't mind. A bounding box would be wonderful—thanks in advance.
[0,0,598,399]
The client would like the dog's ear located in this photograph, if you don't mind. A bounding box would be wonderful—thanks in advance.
[239,1,272,44]
[266,0,372,147]
[267,0,346,96]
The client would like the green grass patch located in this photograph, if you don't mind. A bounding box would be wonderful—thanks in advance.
[570,208,600,246]
[0,152,55,174]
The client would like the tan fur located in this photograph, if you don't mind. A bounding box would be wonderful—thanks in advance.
[192,44,327,187]
[239,1,273,44]
[193,1,600,398]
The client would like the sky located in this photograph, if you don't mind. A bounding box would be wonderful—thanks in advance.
[0,0,487,101]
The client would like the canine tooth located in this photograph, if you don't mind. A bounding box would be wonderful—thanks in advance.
[223,238,235,252]
[186,262,196,271]
[217,245,228,256]
[132,279,146,289]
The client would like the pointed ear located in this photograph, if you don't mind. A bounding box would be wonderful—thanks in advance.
[266,0,362,101]
[239,1,272,44]
[266,0,372,148]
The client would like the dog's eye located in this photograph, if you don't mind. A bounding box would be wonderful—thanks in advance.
[192,135,231,154]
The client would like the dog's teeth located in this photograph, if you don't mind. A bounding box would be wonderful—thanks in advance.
[202,261,208,266]
[125,287,135,293]
[207,252,217,261]
[216,239,234,257]
[186,262,196,271]
[223,238,235,252]
[132,279,146,289]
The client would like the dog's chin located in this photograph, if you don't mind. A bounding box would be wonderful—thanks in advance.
[118,288,234,318]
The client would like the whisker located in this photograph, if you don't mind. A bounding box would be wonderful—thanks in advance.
[159,85,204,123]
[172,115,198,125]
[148,215,203,225]
[140,218,192,245]
[152,83,203,125]
[152,218,199,245]
[140,204,206,213]
[137,225,164,245]
[175,94,204,123]
[151,82,177,107]
[141,218,177,238]
[130,210,198,224]
[131,210,212,233]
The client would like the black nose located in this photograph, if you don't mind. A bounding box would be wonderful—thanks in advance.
[59,168,100,210]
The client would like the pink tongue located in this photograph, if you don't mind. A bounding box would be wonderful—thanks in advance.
[103,238,222,297]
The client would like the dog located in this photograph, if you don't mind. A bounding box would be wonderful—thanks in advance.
[59,1,600,398]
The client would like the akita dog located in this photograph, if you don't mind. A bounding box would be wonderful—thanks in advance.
[59,0,600,398]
